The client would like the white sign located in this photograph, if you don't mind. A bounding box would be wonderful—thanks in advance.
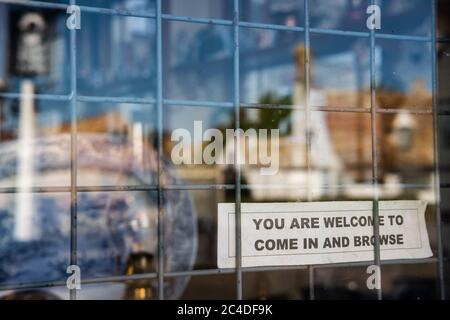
[217,201,432,268]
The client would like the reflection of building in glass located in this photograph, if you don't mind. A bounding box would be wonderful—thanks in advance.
[164,0,435,202]
[0,1,195,300]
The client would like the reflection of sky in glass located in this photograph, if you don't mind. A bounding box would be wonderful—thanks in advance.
[0,0,436,126]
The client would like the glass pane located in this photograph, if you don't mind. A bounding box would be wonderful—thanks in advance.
[163,189,231,272]
[239,107,304,198]
[377,114,434,189]
[376,40,432,111]
[77,0,155,11]
[163,20,233,102]
[240,29,304,106]
[180,274,236,299]
[310,0,370,32]
[163,104,234,186]
[244,269,308,300]
[76,102,156,187]
[240,0,305,27]
[0,4,70,95]
[379,186,439,300]
[375,0,432,37]
[311,34,371,110]
[313,266,377,299]
[0,193,70,286]
[0,98,70,188]
[77,191,159,299]
[313,111,373,188]
[78,12,156,98]
[165,0,232,20]
[382,263,438,300]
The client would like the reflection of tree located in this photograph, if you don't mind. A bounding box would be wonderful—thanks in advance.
[240,92,292,136]
[216,92,293,202]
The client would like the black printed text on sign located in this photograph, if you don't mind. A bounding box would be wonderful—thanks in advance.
[217,201,431,268]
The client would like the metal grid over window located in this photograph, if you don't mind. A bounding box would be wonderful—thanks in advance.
[0,0,446,300]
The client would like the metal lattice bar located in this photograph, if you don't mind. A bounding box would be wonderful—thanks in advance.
[368,0,382,301]
[0,92,436,115]
[0,92,70,101]
[77,95,153,105]
[155,0,164,300]
[0,257,439,293]
[0,182,436,195]
[431,0,446,300]
[303,0,315,301]
[233,0,242,300]
[0,95,436,115]
[239,20,303,32]
[69,0,78,301]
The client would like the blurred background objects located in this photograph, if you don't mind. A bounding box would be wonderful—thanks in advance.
[0,0,449,300]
